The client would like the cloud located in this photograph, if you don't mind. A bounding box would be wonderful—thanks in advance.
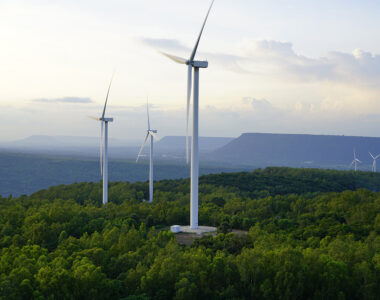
[138,35,380,118]
[242,97,275,112]
[141,36,380,86]
[139,38,188,52]
[241,39,380,86]
[33,97,93,104]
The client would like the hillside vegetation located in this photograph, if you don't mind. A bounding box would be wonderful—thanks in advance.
[0,167,379,299]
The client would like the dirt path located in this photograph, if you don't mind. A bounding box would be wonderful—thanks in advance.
[175,229,248,246]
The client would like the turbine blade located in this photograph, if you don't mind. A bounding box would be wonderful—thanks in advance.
[147,98,151,130]
[102,71,115,119]
[369,152,374,159]
[375,154,380,159]
[159,51,187,64]
[100,121,104,175]
[88,116,99,121]
[136,133,149,162]
[186,65,192,164]
[189,0,215,62]
[356,159,362,163]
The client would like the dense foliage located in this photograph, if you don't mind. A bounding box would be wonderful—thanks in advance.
[0,167,379,299]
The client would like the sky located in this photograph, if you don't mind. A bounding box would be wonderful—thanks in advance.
[1,0,380,142]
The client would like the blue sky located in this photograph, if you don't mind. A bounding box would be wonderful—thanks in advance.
[1,0,380,141]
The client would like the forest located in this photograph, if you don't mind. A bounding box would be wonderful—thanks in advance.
[0,167,379,299]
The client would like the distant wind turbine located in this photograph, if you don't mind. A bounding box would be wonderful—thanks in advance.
[160,0,215,229]
[350,148,361,171]
[369,152,380,172]
[89,74,114,205]
[136,100,158,203]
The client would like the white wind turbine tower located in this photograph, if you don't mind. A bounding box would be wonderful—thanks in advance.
[160,0,215,230]
[90,74,114,205]
[350,148,361,171]
[369,152,380,172]
[136,100,158,203]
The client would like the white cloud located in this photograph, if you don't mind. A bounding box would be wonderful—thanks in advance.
[141,36,380,88]
[139,38,188,52]
[33,97,93,104]
[241,39,380,86]
[242,97,275,112]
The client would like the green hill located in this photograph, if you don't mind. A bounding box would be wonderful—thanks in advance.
[0,168,379,299]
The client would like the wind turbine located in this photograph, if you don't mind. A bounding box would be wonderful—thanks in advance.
[90,74,114,205]
[136,100,158,203]
[369,152,380,172]
[350,148,361,171]
[160,0,215,230]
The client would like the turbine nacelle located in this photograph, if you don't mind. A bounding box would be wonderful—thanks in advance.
[191,60,208,68]
[89,116,114,122]
[160,52,208,68]
[149,129,158,134]
[100,117,114,122]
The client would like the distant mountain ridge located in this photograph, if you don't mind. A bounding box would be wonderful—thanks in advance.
[0,135,235,160]
[1,135,234,152]
[156,136,234,152]
[211,132,380,168]
[0,152,249,196]
[5,133,380,169]
[5,135,130,148]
